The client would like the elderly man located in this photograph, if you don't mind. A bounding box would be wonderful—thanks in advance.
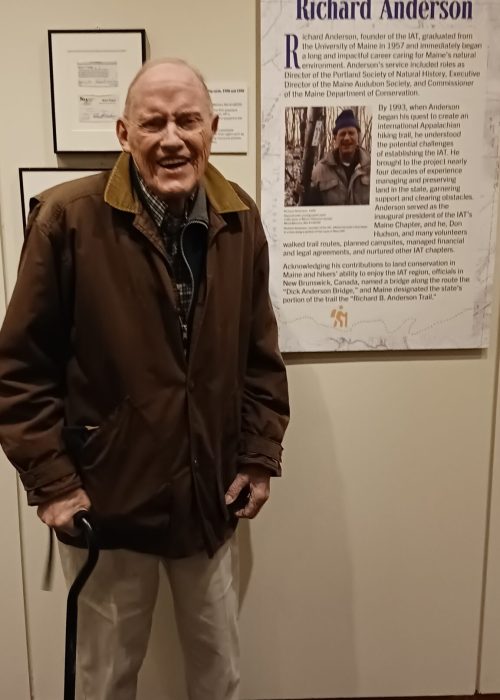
[0,58,289,700]
[307,108,370,205]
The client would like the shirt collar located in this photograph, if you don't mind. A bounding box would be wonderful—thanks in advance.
[131,161,207,228]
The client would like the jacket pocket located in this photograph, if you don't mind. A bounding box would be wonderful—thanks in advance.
[65,396,171,523]
[318,175,341,191]
[318,176,346,205]
[355,174,371,204]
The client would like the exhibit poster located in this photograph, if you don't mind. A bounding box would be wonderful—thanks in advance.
[261,0,500,350]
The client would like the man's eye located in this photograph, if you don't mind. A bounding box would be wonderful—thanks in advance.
[178,115,200,129]
[141,120,163,132]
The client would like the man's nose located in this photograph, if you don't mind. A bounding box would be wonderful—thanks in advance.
[159,122,183,147]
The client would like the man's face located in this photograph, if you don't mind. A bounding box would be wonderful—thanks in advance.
[117,63,218,207]
[334,127,360,162]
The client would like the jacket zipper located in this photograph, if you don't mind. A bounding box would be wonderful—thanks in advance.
[348,164,362,202]
[180,219,207,323]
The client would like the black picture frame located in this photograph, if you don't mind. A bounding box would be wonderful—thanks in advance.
[48,29,146,153]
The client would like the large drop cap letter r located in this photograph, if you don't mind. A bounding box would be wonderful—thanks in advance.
[285,34,300,69]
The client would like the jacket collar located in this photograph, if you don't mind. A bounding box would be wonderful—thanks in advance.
[328,146,370,170]
[104,152,249,216]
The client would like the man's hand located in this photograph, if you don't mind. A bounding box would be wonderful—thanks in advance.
[37,488,91,535]
[225,466,271,519]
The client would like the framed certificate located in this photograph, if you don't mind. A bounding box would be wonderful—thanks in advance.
[48,29,146,153]
[19,168,106,230]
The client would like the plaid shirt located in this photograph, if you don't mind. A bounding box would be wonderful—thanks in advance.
[132,165,208,349]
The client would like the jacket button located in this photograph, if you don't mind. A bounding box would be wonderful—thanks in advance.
[192,457,199,470]
[188,380,195,392]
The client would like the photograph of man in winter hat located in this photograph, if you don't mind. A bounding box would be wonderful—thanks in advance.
[285,106,371,206]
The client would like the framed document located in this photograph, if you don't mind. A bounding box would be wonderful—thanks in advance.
[208,82,248,154]
[19,168,106,230]
[48,29,146,153]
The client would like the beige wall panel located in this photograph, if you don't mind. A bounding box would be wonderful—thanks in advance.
[1,0,499,698]
[238,356,496,697]
[0,467,31,698]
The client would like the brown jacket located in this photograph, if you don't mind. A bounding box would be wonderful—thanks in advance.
[0,154,289,556]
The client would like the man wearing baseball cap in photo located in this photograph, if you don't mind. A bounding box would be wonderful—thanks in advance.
[309,108,371,206]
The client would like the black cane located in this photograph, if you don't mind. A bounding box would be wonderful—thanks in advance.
[64,510,99,700]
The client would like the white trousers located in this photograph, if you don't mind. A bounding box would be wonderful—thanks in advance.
[58,537,240,700]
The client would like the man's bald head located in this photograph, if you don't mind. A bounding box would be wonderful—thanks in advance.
[123,58,213,119]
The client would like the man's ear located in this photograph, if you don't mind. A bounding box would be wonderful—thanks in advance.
[116,118,131,153]
[211,114,219,138]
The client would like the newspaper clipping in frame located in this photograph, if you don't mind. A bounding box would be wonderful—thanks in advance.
[261,0,500,351]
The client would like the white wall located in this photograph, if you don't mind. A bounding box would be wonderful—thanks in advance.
[1,1,500,699]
